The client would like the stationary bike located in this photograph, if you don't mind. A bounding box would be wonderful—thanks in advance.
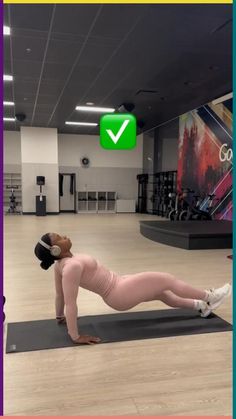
[169,188,194,221]
[180,193,217,220]
[179,192,201,220]
[168,192,180,220]
[165,192,176,218]
[194,194,217,220]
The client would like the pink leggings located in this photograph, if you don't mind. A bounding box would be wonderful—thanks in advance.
[104,271,206,311]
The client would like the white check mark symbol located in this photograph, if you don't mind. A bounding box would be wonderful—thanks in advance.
[106,119,130,144]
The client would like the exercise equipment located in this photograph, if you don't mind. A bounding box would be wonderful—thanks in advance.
[169,192,180,220]
[165,192,176,218]
[151,171,177,216]
[6,309,232,353]
[178,190,200,221]
[168,188,191,220]
[6,186,21,214]
[180,193,217,221]
[169,189,218,221]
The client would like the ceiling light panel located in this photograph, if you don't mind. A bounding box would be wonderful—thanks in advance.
[4,26,10,36]
[3,101,15,106]
[3,75,13,81]
[65,121,98,126]
[76,106,115,113]
[3,117,16,121]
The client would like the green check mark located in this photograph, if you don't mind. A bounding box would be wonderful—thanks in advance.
[100,114,136,150]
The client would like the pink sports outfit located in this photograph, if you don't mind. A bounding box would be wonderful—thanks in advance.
[54,254,206,340]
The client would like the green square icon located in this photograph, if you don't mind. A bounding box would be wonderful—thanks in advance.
[100,114,136,149]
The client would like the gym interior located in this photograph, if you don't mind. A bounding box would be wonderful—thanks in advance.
[3,3,232,416]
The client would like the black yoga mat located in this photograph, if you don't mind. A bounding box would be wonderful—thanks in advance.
[6,309,232,353]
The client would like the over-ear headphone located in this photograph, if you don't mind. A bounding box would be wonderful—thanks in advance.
[38,239,61,257]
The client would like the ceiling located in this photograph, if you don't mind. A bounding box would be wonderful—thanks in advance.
[3,4,232,135]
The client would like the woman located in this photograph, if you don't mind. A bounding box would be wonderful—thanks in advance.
[34,233,231,345]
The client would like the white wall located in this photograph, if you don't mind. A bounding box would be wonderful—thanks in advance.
[3,131,21,166]
[4,130,143,169]
[21,127,58,164]
[4,129,144,209]
[58,133,143,168]
[21,127,59,213]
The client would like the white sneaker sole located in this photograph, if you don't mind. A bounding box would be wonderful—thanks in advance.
[200,307,212,318]
[208,284,232,310]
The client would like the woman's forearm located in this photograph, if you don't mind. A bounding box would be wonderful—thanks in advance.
[65,303,80,340]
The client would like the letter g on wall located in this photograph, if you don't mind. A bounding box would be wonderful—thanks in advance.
[219,144,233,162]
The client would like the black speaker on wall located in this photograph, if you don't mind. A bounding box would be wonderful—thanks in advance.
[36,176,45,185]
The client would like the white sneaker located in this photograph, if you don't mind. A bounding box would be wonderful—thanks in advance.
[197,301,212,318]
[206,283,232,310]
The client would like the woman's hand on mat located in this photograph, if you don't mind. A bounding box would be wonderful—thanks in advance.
[72,335,101,345]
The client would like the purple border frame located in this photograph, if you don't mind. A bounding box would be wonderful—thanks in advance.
[1,1,4,415]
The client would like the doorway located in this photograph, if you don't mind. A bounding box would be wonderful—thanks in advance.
[59,173,76,213]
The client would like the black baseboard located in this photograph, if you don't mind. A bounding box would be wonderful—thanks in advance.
[22,212,60,215]
[59,210,76,213]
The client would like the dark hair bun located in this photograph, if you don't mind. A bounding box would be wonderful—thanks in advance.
[40,259,54,270]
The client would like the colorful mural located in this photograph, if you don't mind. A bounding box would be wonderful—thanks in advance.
[177,99,233,220]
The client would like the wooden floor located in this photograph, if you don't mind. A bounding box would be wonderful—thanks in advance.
[4,213,232,416]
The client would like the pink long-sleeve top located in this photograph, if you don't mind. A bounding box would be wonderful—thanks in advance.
[54,253,116,340]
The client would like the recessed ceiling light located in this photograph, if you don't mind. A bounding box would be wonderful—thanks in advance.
[26,48,31,53]
[76,106,115,113]
[3,101,15,106]
[3,74,13,81]
[3,26,10,36]
[65,121,98,126]
[86,102,95,106]
[3,117,16,122]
